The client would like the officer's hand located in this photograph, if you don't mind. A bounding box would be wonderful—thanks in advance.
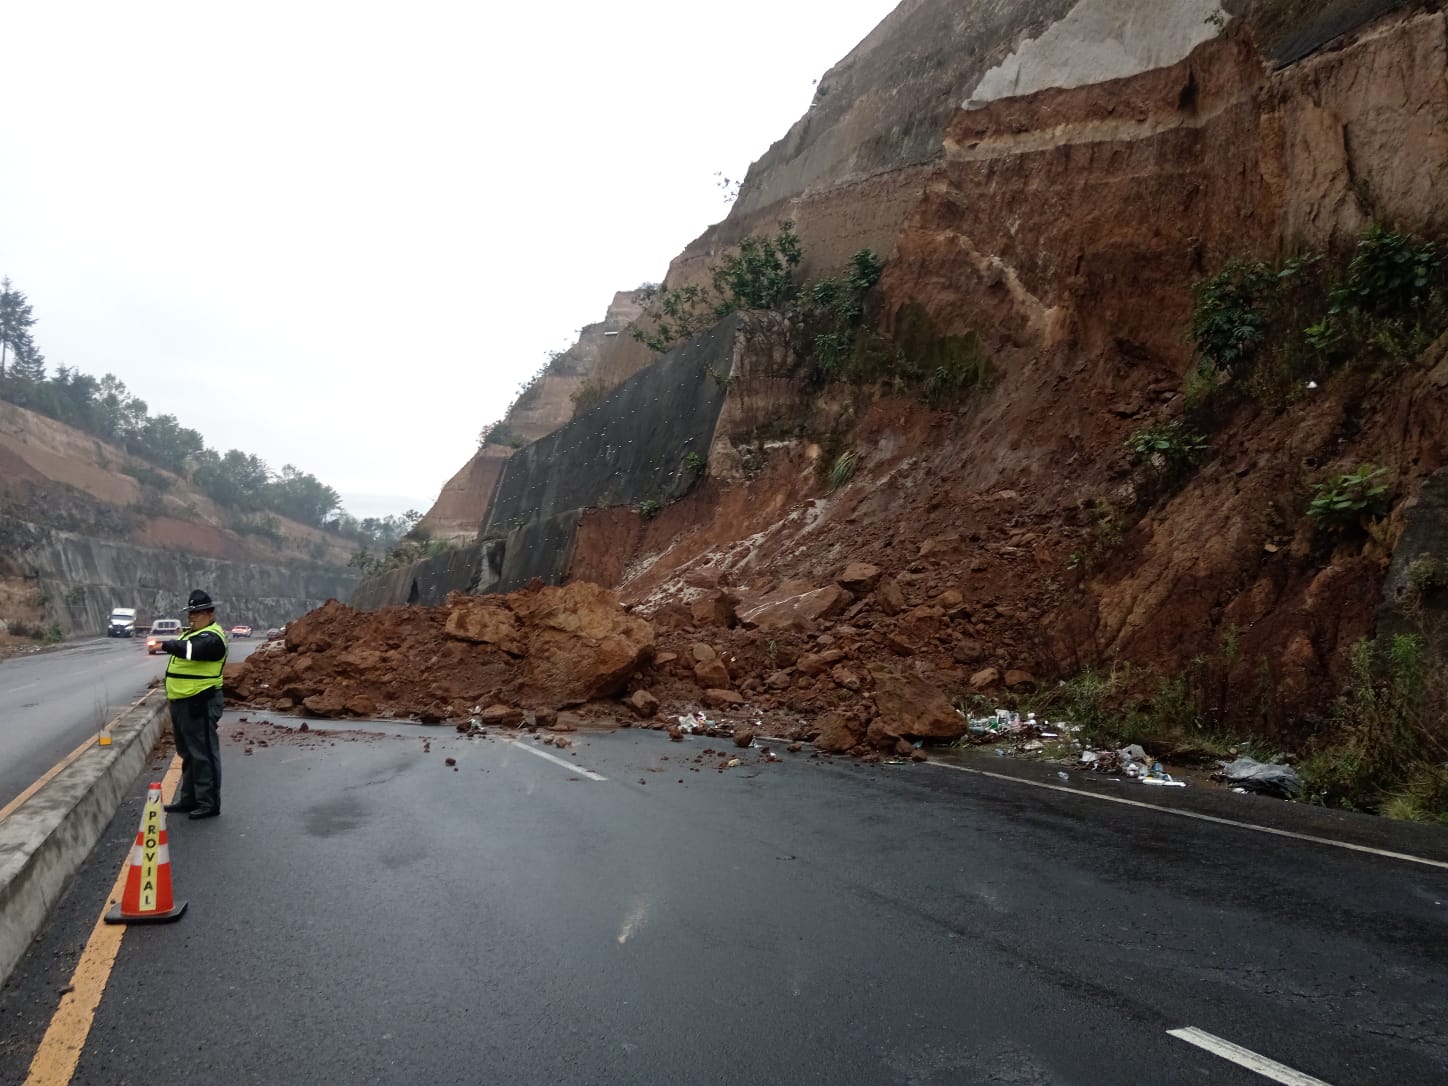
[161,639,183,655]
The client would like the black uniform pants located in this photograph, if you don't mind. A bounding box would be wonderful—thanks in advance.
[170,688,224,812]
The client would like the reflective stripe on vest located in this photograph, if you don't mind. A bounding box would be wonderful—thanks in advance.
[164,622,229,700]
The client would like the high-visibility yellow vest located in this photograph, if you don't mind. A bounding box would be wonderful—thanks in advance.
[164,622,229,700]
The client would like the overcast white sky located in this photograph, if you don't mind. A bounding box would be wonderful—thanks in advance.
[1,0,899,520]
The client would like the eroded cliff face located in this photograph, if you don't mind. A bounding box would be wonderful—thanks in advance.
[570,3,1448,724]
[862,11,1448,704]
[419,446,511,544]
[506,290,649,444]
[387,0,1446,737]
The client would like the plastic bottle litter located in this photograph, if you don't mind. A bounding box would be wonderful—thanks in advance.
[1056,771,1069,781]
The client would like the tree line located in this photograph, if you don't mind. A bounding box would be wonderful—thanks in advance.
[0,276,406,549]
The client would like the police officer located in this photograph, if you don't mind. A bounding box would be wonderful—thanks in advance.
[159,590,229,820]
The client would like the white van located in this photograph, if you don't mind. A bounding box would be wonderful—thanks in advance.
[147,618,182,654]
[107,608,138,638]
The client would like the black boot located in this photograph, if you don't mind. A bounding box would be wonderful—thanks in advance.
[164,801,196,814]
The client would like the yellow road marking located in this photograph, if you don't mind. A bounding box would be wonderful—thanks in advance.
[0,737,98,826]
[0,691,154,826]
[22,755,182,1086]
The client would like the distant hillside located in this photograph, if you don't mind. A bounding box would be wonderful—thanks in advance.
[0,399,357,644]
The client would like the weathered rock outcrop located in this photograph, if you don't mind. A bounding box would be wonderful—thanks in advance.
[1,515,355,633]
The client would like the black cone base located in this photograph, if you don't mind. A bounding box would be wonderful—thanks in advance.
[104,900,188,925]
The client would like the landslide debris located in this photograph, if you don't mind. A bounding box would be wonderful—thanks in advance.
[226,559,1043,761]
[224,580,654,725]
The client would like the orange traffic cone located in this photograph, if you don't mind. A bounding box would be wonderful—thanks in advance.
[104,781,187,924]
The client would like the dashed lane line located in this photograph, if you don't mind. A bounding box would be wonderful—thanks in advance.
[506,738,608,781]
[23,756,183,1086]
[1168,1027,1334,1085]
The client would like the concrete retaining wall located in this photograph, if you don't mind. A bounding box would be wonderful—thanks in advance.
[0,693,167,987]
[350,544,495,610]
[478,316,741,594]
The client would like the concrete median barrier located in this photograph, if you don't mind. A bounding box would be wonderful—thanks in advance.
[0,691,167,987]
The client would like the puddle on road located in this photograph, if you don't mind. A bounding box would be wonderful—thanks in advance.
[303,793,369,837]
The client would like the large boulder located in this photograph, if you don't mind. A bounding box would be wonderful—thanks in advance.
[837,561,883,593]
[703,688,745,708]
[813,710,866,753]
[694,658,732,689]
[625,689,661,718]
[917,533,968,561]
[513,582,655,707]
[301,689,347,718]
[875,578,907,616]
[690,591,739,628]
[870,670,967,741]
[444,596,525,656]
[796,649,845,675]
[738,580,854,632]
[222,662,253,701]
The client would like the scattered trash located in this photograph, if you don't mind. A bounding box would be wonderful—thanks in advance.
[1055,771,1069,781]
[1065,743,1189,788]
[1218,757,1302,799]
[672,709,746,740]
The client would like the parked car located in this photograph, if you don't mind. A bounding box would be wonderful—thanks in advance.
[230,624,253,639]
[146,618,183,654]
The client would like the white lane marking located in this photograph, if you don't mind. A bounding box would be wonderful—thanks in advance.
[928,760,1448,871]
[508,739,607,781]
[1168,1027,1333,1085]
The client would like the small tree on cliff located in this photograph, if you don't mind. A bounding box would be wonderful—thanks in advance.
[0,277,40,381]
[632,222,804,354]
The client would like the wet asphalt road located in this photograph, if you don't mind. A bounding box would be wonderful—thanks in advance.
[0,637,261,810]
[1,723,1445,1085]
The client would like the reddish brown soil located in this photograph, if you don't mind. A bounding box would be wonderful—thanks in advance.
[131,516,241,559]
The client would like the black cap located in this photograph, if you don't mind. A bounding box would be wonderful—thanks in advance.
[186,589,216,613]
